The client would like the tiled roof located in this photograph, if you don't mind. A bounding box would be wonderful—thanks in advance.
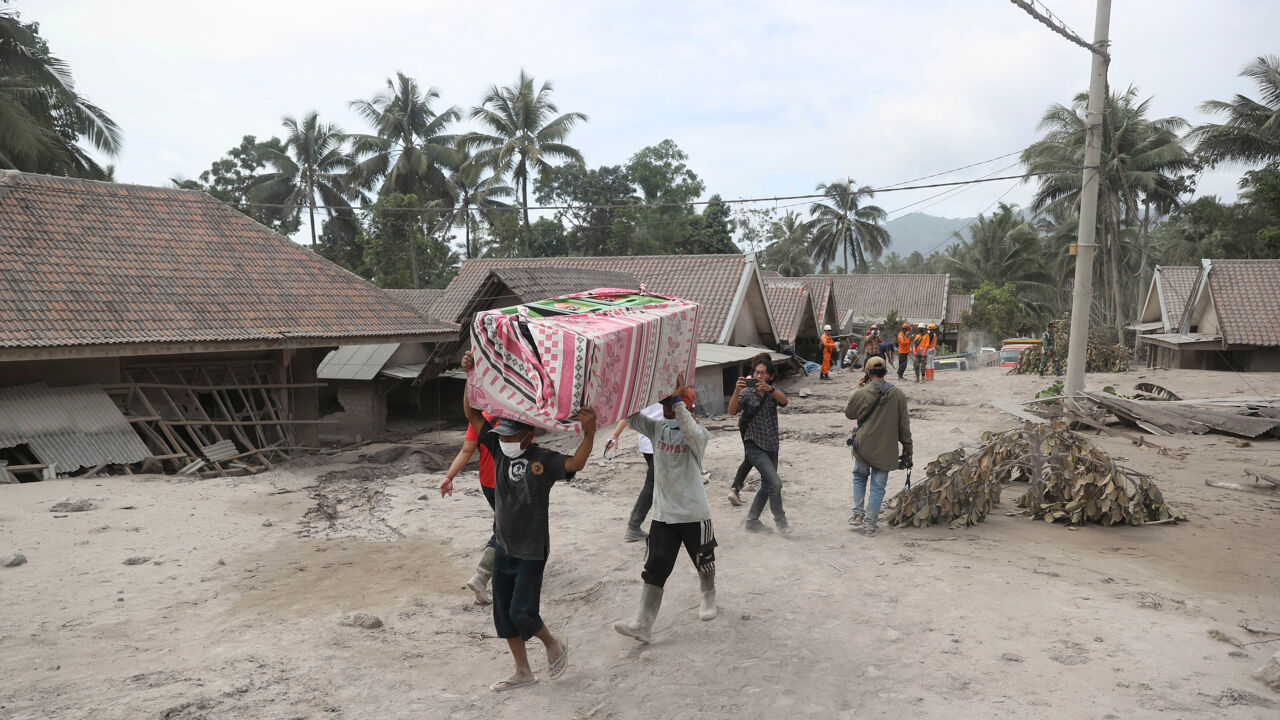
[943,293,973,325]
[800,276,834,327]
[808,273,949,326]
[0,171,456,351]
[437,255,753,343]
[1156,266,1199,326]
[763,280,812,344]
[485,266,640,306]
[388,289,447,318]
[1205,259,1280,346]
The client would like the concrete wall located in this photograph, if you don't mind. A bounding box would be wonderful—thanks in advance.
[334,380,387,440]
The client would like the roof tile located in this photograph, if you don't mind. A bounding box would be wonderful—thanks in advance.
[0,171,454,350]
[437,255,749,343]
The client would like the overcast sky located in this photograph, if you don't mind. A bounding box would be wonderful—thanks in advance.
[30,0,1280,240]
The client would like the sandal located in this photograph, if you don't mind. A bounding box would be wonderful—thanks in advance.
[548,640,570,679]
[491,677,538,692]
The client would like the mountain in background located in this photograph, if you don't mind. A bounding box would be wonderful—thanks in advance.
[882,212,974,257]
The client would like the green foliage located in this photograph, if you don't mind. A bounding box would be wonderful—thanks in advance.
[625,140,704,253]
[173,135,302,236]
[759,211,814,276]
[1022,85,1193,340]
[964,281,1033,340]
[0,6,121,177]
[806,179,890,272]
[251,113,355,246]
[362,193,458,288]
[683,194,737,254]
[536,161,639,255]
[469,70,587,255]
[1153,163,1280,262]
[1191,55,1280,167]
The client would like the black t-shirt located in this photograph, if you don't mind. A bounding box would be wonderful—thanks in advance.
[477,419,574,561]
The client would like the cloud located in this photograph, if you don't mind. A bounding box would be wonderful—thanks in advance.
[32,0,1280,224]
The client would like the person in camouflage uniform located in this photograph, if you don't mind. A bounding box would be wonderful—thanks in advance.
[1040,322,1056,377]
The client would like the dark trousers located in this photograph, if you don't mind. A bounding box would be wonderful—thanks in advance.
[898,351,909,378]
[743,440,786,523]
[642,519,717,588]
[491,547,547,640]
[731,455,751,491]
[626,453,655,531]
[481,484,498,549]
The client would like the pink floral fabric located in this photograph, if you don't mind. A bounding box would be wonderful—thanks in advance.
[467,289,700,434]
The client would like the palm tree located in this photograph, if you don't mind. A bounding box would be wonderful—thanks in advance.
[468,70,588,255]
[1022,86,1193,338]
[440,148,514,259]
[347,72,460,203]
[251,112,354,247]
[1191,55,1280,167]
[947,204,1053,313]
[805,179,890,273]
[761,210,813,276]
[0,7,121,176]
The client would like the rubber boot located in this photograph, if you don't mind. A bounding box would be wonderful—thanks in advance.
[613,584,663,644]
[698,570,717,621]
[465,546,495,605]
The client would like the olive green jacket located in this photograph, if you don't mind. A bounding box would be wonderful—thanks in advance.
[843,379,913,471]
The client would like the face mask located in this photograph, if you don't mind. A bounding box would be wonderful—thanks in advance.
[498,439,525,459]
[665,418,681,429]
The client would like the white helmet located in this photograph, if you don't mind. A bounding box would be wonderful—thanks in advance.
[823,325,832,331]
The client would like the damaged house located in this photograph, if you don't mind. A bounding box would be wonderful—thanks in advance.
[0,171,455,480]
[434,255,782,414]
[1141,259,1280,371]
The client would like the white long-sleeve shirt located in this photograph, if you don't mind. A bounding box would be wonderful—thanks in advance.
[626,402,712,524]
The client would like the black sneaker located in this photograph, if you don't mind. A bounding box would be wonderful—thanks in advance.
[743,518,772,533]
[776,520,793,536]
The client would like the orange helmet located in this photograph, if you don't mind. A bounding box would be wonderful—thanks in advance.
[927,323,937,330]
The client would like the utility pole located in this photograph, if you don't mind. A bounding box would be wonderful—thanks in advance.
[1064,0,1111,395]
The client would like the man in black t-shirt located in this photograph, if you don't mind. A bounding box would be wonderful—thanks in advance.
[461,351,598,692]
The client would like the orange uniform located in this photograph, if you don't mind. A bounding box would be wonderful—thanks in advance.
[820,332,837,375]
[897,331,912,355]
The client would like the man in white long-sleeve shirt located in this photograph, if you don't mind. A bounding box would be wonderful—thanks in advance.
[614,375,717,645]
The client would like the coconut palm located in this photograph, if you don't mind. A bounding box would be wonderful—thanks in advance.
[468,70,588,255]
[805,179,890,273]
[947,204,1053,313]
[1022,86,1193,337]
[347,72,460,204]
[440,149,514,260]
[0,7,120,176]
[1191,55,1280,167]
[251,112,354,247]
[761,210,813,276]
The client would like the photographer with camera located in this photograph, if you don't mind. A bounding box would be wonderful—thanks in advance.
[842,356,913,537]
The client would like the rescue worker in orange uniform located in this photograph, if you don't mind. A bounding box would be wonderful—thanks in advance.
[896,323,912,379]
[819,325,837,380]
[911,323,931,383]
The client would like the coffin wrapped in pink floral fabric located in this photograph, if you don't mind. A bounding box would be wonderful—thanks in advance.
[467,288,700,434]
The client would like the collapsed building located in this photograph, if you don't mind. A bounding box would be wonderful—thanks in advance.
[0,171,455,480]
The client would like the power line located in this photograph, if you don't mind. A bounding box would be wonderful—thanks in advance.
[1008,0,1108,59]
[876,150,1024,190]
[23,170,1063,216]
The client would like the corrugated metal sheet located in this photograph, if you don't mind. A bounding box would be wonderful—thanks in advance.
[695,343,788,369]
[316,344,399,380]
[0,383,152,472]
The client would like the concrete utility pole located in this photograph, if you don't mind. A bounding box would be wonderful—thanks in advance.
[1064,0,1112,395]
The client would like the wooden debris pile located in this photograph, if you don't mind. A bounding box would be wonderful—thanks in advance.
[883,420,1184,528]
[1009,341,1131,375]
[1021,386,1280,439]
